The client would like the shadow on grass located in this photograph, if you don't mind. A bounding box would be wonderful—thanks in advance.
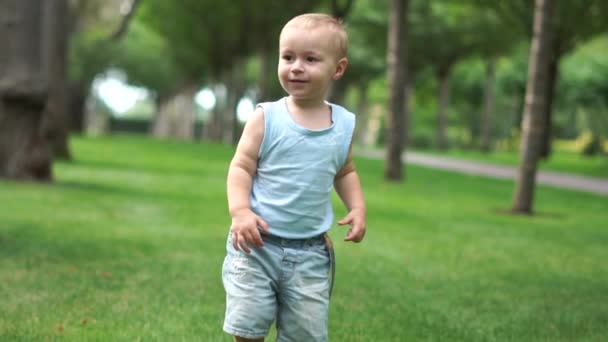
[0,221,157,263]
[55,179,205,205]
[63,158,216,179]
[492,207,566,220]
[55,179,155,199]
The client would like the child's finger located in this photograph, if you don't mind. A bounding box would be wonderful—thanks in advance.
[344,226,365,242]
[344,228,355,241]
[257,216,269,233]
[232,232,251,254]
[250,228,265,248]
[239,239,251,254]
[338,214,352,225]
[232,231,240,250]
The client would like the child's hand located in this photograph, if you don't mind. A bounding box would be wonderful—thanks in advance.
[230,209,269,254]
[338,208,366,243]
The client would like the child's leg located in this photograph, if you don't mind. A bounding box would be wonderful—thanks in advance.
[276,238,331,342]
[222,234,282,340]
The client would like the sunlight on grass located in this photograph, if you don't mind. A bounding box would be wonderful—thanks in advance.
[1,135,607,341]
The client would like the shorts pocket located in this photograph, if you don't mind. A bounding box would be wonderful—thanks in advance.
[230,255,250,277]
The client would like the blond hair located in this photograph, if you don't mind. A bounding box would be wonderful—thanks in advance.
[281,13,348,59]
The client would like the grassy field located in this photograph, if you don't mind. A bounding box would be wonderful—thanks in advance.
[1,135,607,341]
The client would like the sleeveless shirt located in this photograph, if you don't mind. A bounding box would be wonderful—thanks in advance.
[251,97,356,239]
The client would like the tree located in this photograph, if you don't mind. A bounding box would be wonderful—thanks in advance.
[139,1,320,143]
[111,21,184,138]
[67,0,142,133]
[558,35,608,154]
[408,2,480,150]
[0,0,52,181]
[385,0,409,181]
[462,3,521,152]
[475,0,608,158]
[325,0,356,104]
[42,0,72,160]
[345,0,389,146]
[512,0,555,214]
[478,58,496,152]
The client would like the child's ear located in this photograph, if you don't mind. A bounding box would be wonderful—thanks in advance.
[332,58,348,80]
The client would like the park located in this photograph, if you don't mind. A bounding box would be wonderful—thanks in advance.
[1,0,607,341]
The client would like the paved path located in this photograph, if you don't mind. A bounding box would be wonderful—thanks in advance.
[358,149,608,196]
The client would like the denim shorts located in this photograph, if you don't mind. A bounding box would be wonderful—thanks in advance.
[222,232,331,341]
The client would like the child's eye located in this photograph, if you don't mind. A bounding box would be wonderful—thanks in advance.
[282,55,293,61]
[307,56,318,62]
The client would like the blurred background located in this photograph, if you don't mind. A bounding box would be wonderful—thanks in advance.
[1,0,606,201]
[2,1,608,340]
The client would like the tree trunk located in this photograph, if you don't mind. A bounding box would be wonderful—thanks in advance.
[41,0,72,160]
[150,94,169,136]
[0,0,52,181]
[223,64,247,145]
[354,82,369,147]
[222,87,237,145]
[329,79,348,105]
[174,84,198,140]
[257,45,272,103]
[539,54,558,159]
[404,82,413,147]
[329,0,355,73]
[480,58,496,153]
[435,67,451,150]
[385,0,409,181]
[151,84,197,140]
[68,81,89,133]
[512,0,555,214]
[110,0,143,41]
[203,83,226,142]
[204,109,221,141]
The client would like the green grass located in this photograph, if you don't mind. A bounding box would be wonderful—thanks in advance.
[1,135,607,341]
[413,147,608,179]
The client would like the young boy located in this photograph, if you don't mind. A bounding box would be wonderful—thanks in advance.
[223,13,366,342]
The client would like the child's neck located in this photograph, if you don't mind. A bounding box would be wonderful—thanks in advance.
[286,96,332,130]
[287,96,327,111]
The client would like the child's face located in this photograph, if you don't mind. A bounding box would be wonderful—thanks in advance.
[278,26,347,103]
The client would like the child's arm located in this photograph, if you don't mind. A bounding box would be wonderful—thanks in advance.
[334,147,367,242]
[226,107,269,253]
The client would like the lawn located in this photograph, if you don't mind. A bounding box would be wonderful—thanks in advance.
[1,135,607,341]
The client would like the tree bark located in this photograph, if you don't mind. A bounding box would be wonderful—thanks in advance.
[68,81,89,133]
[0,0,52,181]
[480,58,496,153]
[41,0,72,160]
[435,67,451,150]
[403,81,413,147]
[538,54,558,159]
[203,83,227,142]
[384,0,409,181]
[151,84,197,140]
[354,82,369,147]
[512,0,555,214]
[256,45,272,103]
[67,0,143,134]
[222,63,247,145]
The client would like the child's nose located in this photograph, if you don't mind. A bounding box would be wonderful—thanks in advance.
[291,59,304,73]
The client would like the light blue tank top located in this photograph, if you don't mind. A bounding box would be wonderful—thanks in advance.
[251,97,356,239]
